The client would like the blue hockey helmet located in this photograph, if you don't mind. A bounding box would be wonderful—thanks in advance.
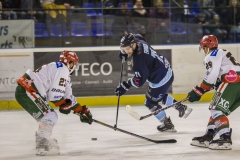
[120,33,136,48]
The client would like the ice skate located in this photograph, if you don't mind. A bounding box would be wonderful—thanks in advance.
[35,132,60,156]
[157,117,177,132]
[209,129,232,150]
[190,129,216,148]
[175,103,192,118]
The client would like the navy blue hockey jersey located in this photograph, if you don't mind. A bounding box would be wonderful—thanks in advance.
[128,34,173,88]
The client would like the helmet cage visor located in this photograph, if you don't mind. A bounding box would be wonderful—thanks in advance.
[120,45,132,55]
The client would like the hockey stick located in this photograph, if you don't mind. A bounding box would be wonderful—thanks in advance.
[93,119,176,143]
[126,97,190,121]
[74,113,176,144]
[114,59,124,129]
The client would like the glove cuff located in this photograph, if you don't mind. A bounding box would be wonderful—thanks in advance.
[122,81,131,90]
[73,103,83,113]
[193,86,205,96]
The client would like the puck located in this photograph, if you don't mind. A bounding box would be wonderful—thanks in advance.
[91,138,97,141]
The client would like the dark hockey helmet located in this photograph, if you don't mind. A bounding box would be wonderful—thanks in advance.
[59,50,79,74]
[199,35,218,50]
[120,33,136,48]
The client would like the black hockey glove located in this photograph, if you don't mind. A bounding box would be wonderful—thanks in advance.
[59,99,73,115]
[188,86,208,102]
[119,51,128,62]
[115,81,131,96]
[78,105,92,125]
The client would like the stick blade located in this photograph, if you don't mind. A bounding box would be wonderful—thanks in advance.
[126,105,141,120]
[154,139,177,143]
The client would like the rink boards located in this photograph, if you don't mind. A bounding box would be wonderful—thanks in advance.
[1,44,239,110]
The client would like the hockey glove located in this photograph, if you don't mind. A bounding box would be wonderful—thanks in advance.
[115,81,131,96]
[119,51,128,62]
[188,86,208,102]
[59,99,73,115]
[77,105,92,125]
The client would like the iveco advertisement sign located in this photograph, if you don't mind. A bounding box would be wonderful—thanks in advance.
[34,50,171,97]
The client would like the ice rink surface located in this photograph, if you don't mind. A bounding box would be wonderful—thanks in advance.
[1,102,240,160]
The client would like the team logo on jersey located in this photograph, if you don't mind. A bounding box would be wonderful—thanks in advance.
[217,97,229,111]
[215,119,227,128]
[210,50,218,56]
[51,88,65,93]
[56,62,63,68]
[225,70,237,82]
[54,95,62,99]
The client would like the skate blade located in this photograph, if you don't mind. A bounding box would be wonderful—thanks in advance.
[36,149,60,156]
[158,128,177,132]
[183,107,193,118]
[190,140,209,148]
[209,143,232,150]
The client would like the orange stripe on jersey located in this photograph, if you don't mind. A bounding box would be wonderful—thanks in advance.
[218,83,226,93]
[200,82,212,90]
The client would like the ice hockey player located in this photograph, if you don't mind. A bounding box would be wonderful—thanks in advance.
[115,33,190,132]
[15,50,93,155]
[187,35,239,150]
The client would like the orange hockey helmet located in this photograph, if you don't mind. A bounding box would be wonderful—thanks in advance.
[59,50,79,74]
[199,35,218,50]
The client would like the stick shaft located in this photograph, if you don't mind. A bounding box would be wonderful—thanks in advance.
[114,62,124,128]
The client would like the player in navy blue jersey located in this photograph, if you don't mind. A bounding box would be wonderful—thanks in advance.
[115,33,190,132]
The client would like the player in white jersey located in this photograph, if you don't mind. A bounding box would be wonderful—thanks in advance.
[187,35,240,150]
[15,50,93,156]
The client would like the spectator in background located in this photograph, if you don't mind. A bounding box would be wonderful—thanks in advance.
[0,1,3,19]
[20,0,44,22]
[149,0,170,33]
[226,0,240,41]
[190,12,210,35]
[198,0,218,21]
[170,0,184,22]
[209,14,227,42]
[40,0,67,36]
[0,0,17,19]
[100,0,114,15]
[54,0,83,35]
[141,0,152,11]
[132,0,148,36]
[55,0,81,10]
[227,0,240,26]
[214,0,228,24]
[112,1,132,35]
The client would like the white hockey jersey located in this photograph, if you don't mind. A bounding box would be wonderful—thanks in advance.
[201,49,240,90]
[25,62,78,106]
